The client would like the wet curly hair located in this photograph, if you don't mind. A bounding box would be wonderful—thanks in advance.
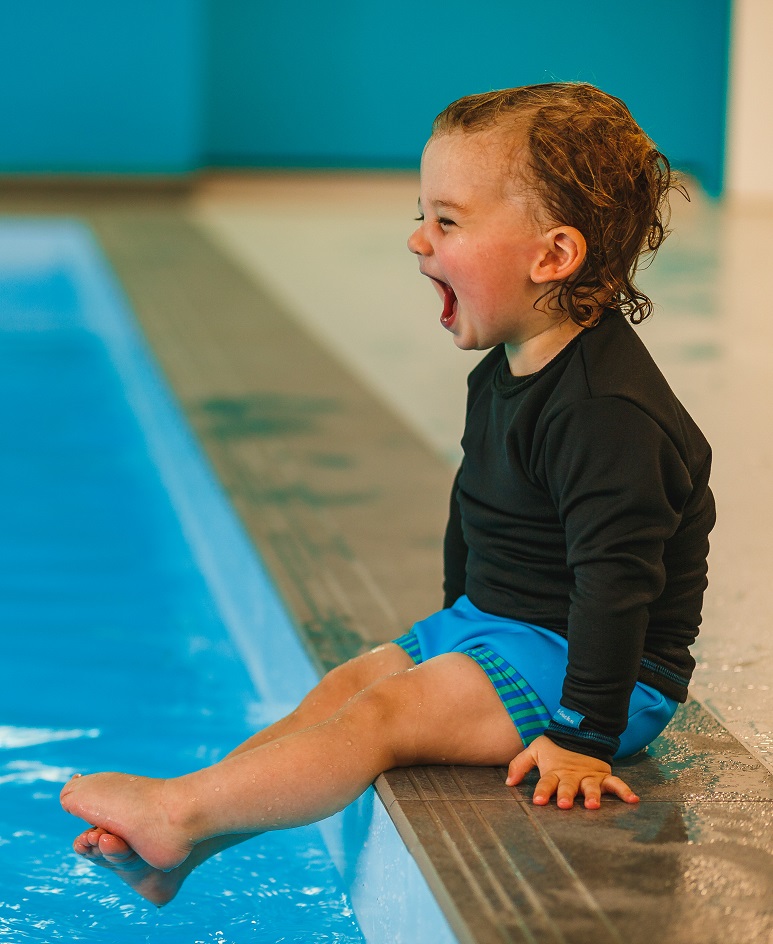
[432,83,686,326]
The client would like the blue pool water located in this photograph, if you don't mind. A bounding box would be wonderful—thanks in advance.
[0,221,455,943]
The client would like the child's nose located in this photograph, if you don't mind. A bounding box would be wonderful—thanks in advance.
[407,224,431,257]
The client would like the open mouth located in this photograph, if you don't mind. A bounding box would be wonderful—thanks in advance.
[428,277,458,329]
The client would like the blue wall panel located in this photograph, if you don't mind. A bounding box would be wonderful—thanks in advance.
[205,0,732,194]
[0,1,205,173]
[0,1,731,193]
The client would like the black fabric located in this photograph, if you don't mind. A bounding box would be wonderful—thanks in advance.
[443,311,715,762]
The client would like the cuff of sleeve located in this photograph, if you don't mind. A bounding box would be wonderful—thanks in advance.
[545,715,620,765]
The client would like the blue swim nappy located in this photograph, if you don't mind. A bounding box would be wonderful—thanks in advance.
[393,595,678,759]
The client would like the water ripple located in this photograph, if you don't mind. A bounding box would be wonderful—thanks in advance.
[0,726,100,750]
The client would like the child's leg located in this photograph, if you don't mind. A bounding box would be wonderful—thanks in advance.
[61,651,521,879]
[67,642,416,904]
[220,642,416,757]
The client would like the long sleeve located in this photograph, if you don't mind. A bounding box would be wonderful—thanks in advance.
[443,465,468,608]
[540,397,699,761]
[452,319,714,765]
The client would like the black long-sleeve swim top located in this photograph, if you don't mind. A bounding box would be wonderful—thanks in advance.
[443,310,716,763]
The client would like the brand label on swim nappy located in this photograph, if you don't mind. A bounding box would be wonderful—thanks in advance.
[553,706,585,729]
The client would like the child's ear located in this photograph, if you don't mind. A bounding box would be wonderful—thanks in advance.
[531,226,587,284]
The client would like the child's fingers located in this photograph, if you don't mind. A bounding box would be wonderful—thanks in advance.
[533,772,598,809]
[580,777,603,810]
[555,776,584,809]
[579,774,639,809]
[601,774,639,804]
[538,773,632,810]
[505,748,537,786]
[532,772,563,806]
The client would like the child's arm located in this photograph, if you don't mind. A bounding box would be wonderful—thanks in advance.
[541,397,698,763]
[505,735,639,810]
[443,465,468,607]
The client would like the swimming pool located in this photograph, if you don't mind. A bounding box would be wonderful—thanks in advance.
[0,220,456,943]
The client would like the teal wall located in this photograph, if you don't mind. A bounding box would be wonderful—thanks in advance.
[0,1,731,194]
[0,1,205,174]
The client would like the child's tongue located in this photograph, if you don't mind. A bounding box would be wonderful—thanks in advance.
[440,283,457,327]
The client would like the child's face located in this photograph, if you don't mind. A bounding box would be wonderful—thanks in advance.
[407,130,552,355]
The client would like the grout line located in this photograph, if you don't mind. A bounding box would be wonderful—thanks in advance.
[517,801,626,944]
[447,769,569,944]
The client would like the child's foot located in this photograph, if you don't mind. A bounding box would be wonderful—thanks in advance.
[60,772,194,872]
[72,827,184,906]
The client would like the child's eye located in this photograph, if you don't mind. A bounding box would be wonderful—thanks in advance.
[412,213,454,229]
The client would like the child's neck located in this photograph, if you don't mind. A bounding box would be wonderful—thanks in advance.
[504,315,585,377]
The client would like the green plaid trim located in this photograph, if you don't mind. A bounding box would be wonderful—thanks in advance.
[391,635,550,746]
[465,644,551,746]
[392,631,423,665]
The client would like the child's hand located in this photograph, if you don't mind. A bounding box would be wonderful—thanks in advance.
[505,735,639,810]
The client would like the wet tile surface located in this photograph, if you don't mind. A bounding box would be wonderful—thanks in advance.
[379,697,773,941]
[619,699,773,801]
[381,717,773,943]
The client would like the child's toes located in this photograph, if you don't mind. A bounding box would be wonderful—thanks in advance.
[73,834,100,857]
[97,831,134,861]
[73,826,118,860]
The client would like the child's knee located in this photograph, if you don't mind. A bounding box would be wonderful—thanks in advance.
[341,671,424,765]
[345,673,406,721]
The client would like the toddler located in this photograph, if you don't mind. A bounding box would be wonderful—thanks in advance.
[61,82,715,906]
